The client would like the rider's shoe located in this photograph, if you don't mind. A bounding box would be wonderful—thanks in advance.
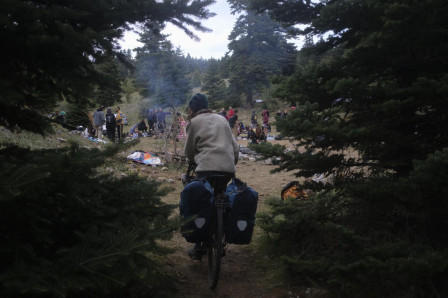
[188,244,205,261]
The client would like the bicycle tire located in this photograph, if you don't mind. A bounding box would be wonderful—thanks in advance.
[208,207,223,289]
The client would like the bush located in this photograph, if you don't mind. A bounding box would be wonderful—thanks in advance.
[0,142,177,297]
[258,150,448,297]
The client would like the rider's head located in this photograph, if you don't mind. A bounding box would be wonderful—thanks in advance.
[188,93,208,113]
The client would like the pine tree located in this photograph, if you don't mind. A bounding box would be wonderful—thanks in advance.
[93,53,124,107]
[202,59,228,107]
[134,28,191,107]
[226,8,297,107]
[249,0,448,296]
[0,142,178,296]
[0,1,217,296]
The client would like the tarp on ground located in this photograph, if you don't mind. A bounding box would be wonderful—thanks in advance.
[127,151,163,166]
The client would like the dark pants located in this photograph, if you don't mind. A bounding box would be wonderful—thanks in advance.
[106,126,115,142]
[148,119,154,131]
[195,171,234,194]
[116,124,123,140]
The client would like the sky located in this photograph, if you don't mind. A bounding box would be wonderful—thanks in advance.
[119,0,239,59]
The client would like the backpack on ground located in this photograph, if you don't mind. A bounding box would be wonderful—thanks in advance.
[179,178,214,243]
[225,178,258,244]
[281,181,309,201]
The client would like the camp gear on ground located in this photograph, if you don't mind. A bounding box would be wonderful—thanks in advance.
[127,151,162,165]
[281,181,309,201]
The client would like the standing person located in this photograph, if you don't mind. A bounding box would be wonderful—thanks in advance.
[105,107,116,142]
[218,108,227,119]
[147,109,155,133]
[157,108,171,134]
[262,109,270,134]
[227,106,234,119]
[93,106,105,139]
[184,93,239,260]
[151,108,159,136]
[250,109,258,129]
[177,112,187,139]
[115,106,124,141]
[228,109,239,137]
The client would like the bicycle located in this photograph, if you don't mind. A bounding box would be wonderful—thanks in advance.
[182,165,231,289]
[203,175,229,289]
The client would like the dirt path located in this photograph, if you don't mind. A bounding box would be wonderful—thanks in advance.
[147,138,303,297]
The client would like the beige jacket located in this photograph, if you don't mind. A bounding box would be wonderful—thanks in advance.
[184,111,239,173]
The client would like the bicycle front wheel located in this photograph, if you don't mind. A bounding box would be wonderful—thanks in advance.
[208,207,224,289]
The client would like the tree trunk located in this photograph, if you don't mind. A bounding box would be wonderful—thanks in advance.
[246,89,253,108]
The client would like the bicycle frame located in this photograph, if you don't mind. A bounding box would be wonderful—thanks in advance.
[205,189,229,289]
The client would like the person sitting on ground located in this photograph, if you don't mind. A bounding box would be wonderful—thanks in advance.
[247,127,256,142]
[250,126,267,144]
[238,122,246,135]
[137,119,147,133]
[129,123,139,137]
[184,93,239,260]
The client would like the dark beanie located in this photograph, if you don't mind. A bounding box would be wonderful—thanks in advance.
[188,93,208,112]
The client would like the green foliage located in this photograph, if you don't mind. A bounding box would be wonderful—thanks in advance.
[191,69,202,88]
[92,54,124,108]
[251,0,448,296]
[134,28,191,107]
[202,59,229,108]
[0,142,177,297]
[64,104,93,130]
[0,0,216,133]
[226,10,297,106]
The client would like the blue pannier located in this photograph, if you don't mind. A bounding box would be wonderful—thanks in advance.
[225,178,258,244]
[179,178,214,243]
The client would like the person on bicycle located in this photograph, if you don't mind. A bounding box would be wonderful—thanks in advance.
[184,93,240,260]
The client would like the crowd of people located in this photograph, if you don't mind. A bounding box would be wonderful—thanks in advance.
[90,106,124,142]
[87,101,293,143]
[127,108,186,140]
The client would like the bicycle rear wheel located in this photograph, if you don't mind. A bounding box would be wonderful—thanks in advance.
[208,207,223,289]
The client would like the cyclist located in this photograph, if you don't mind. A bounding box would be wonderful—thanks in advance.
[184,93,240,260]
